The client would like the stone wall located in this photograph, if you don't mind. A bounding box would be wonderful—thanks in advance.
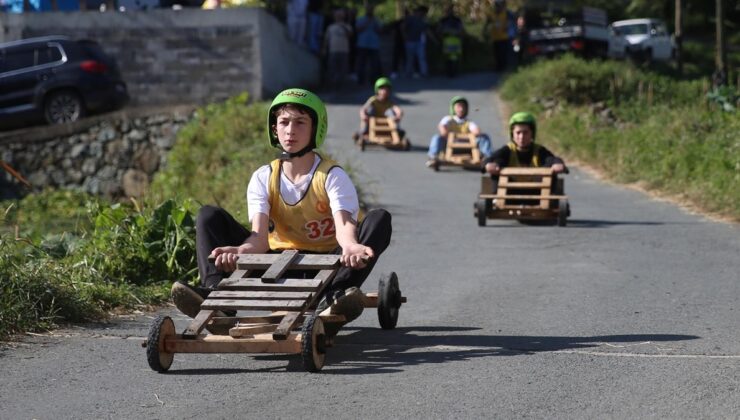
[0,8,319,105]
[1,107,193,199]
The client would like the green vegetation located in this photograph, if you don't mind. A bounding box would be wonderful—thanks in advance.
[1,93,280,339]
[501,55,740,221]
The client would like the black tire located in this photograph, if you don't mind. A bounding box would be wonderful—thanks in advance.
[476,199,487,227]
[44,90,84,124]
[558,199,568,227]
[378,272,401,330]
[146,315,175,373]
[403,138,412,151]
[301,314,326,372]
[433,160,440,172]
[360,139,366,152]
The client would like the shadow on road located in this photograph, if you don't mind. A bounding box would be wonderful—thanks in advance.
[313,326,700,375]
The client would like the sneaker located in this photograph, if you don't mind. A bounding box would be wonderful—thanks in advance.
[425,158,437,168]
[171,281,206,318]
[352,132,360,143]
[330,287,365,323]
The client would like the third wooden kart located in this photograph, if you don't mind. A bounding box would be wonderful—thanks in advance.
[356,116,411,151]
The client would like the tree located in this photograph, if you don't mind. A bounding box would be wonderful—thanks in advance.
[675,0,682,74]
[714,0,727,86]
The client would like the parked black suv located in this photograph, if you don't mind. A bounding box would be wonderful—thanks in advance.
[0,36,129,129]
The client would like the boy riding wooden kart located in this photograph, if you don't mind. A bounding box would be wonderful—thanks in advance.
[426,96,493,171]
[353,77,411,151]
[145,89,404,373]
[474,112,570,226]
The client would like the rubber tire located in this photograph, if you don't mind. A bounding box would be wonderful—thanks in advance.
[44,90,84,125]
[558,199,568,227]
[360,139,366,152]
[403,138,412,151]
[378,272,401,330]
[146,315,175,373]
[301,314,326,372]
[433,160,440,172]
[476,199,487,227]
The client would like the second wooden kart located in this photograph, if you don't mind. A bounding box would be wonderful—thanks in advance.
[144,250,406,373]
[474,167,570,227]
[430,132,481,171]
[356,116,411,151]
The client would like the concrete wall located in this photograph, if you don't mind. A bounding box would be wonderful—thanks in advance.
[0,8,319,105]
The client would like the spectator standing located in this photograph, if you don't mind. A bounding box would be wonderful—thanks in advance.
[287,0,309,46]
[484,0,514,71]
[389,9,408,79]
[323,8,353,90]
[512,14,528,67]
[402,6,429,78]
[354,5,383,85]
[306,0,324,54]
[438,5,464,77]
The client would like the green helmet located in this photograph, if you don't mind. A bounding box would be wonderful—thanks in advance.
[509,111,537,140]
[374,77,392,93]
[449,96,468,116]
[268,88,328,150]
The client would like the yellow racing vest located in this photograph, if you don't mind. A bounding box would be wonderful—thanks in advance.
[487,9,509,41]
[267,155,340,252]
[366,96,394,118]
[507,142,541,167]
[447,119,470,134]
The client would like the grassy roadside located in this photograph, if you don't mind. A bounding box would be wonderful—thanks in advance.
[0,92,356,339]
[500,55,740,222]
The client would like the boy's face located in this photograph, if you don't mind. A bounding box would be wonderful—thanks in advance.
[274,107,313,153]
[511,124,533,149]
[377,86,390,100]
[453,102,467,118]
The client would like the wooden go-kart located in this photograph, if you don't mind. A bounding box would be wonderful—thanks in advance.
[143,250,406,373]
[356,117,411,151]
[474,167,570,227]
[430,132,481,171]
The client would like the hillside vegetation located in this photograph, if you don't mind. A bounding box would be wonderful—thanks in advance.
[500,55,739,221]
[0,94,278,339]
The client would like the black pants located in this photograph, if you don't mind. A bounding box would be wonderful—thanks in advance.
[196,205,392,292]
[493,40,509,72]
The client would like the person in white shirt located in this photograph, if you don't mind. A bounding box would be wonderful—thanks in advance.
[171,89,392,333]
[323,8,353,90]
[426,96,493,167]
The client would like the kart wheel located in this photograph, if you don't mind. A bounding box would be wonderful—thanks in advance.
[378,272,401,330]
[433,160,440,172]
[558,200,568,227]
[301,314,326,372]
[476,199,487,227]
[146,315,175,373]
[360,139,366,152]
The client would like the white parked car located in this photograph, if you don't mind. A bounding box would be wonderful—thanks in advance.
[608,18,675,62]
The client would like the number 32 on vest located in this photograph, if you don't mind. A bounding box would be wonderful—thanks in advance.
[305,217,335,239]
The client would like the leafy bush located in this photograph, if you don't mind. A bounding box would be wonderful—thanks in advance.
[149,92,274,225]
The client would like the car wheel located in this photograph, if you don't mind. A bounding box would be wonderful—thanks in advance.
[44,90,85,124]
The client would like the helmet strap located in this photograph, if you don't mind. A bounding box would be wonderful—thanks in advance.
[278,144,314,161]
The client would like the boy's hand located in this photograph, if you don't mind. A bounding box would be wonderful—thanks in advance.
[485,162,501,175]
[210,246,240,273]
[341,244,374,269]
[551,163,566,174]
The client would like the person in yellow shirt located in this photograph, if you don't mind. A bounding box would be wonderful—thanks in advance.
[484,0,514,71]
[171,88,392,331]
[353,77,405,141]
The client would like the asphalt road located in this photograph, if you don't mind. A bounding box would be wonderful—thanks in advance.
[1,73,739,419]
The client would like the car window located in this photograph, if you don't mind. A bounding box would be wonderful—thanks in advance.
[1,47,35,73]
[35,46,63,65]
[615,24,648,35]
